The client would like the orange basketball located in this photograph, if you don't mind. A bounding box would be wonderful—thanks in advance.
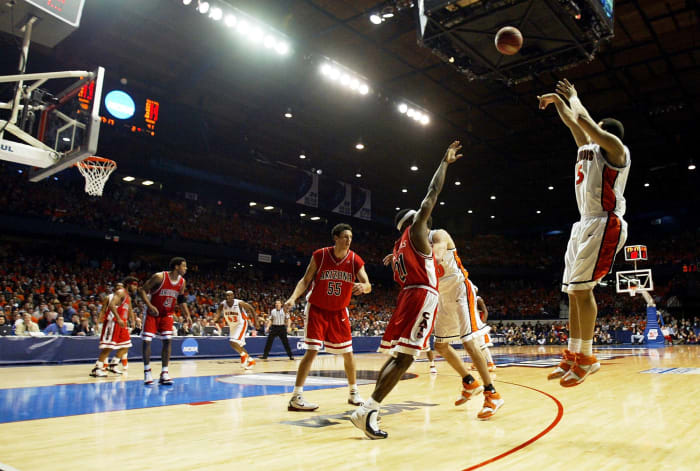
[495,26,523,55]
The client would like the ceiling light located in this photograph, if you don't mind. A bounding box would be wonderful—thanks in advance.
[420,115,430,125]
[182,0,193,5]
[263,35,276,48]
[284,108,292,118]
[490,215,495,219]
[689,163,697,170]
[439,201,445,206]
[355,173,362,178]
[264,206,274,210]
[350,79,360,90]
[249,27,264,43]
[536,210,542,214]
[300,213,306,217]
[467,210,473,214]
[209,7,223,21]
[122,176,135,182]
[406,108,415,118]
[490,195,496,199]
[382,12,394,19]
[340,74,351,86]
[299,153,306,159]
[197,1,209,14]
[310,216,321,221]
[224,14,237,28]
[62,137,71,142]
[395,207,400,211]
[455,181,461,186]
[355,143,365,150]
[548,185,554,190]
[398,103,408,114]
[142,180,154,186]
[53,176,58,181]
[316,169,322,175]
[328,67,340,80]
[402,188,408,193]
[449,56,455,63]
[410,165,418,171]
[320,63,332,76]
[236,20,250,34]
[275,42,290,55]
[370,14,382,24]
[249,202,257,206]
[644,182,650,187]
[359,83,369,95]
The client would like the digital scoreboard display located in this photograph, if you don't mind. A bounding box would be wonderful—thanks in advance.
[24,0,86,27]
[624,245,648,262]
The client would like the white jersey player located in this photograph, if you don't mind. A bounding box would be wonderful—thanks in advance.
[215,291,257,370]
[538,78,630,387]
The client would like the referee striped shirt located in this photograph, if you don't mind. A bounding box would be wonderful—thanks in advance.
[270,308,288,326]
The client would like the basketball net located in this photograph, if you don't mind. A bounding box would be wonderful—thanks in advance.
[629,284,639,297]
[76,157,116,197]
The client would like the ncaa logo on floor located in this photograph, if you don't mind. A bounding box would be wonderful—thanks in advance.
[182,338,199,356]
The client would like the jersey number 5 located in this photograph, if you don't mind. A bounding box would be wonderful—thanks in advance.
[394,254,408,282]
[576,164,585,185]
[327,281,342,296]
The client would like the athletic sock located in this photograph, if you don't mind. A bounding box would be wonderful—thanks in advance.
[484,349,494,363]
[581,340,593,357]
[568,338,582,353]
[363,397,380,411]
[484,384,496,393]
[293,386,303,395]
[349,383,358,393]
[96,361,104,369]
[144,365,151,372]
[462,374,475,385]
[121,357,128,367]
[162,366,168,374]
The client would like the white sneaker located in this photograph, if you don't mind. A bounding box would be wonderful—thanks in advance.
[287,394,319,411]
[348,390,364,406]
[429,365,438,374]
[159,372,173,385]
[90,367,107,378]
[350,407,388,439]
[144,370,154,385]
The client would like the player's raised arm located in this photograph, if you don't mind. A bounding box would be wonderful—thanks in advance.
[411,140,462,255]
[284,256,318,310]
[556,79,626,167]
[138,272,163,316]
[538,91,588,148]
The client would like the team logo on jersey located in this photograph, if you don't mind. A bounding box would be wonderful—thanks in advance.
[182,338,199,356]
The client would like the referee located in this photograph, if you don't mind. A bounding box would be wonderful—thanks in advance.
[260,300,294,360]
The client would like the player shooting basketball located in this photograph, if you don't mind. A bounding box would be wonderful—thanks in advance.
[538,79,630,387]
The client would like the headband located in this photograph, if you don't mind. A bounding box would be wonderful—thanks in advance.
[396,209,417,231]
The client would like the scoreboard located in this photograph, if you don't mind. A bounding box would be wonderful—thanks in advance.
[624,245,648,262]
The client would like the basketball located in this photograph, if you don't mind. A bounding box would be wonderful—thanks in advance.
[495,26,523,55]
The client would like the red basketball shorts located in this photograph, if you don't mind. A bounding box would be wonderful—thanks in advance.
[303,303,353,354]
[142,314,174,341]
[99,318,132,350]
[379,286,438,357]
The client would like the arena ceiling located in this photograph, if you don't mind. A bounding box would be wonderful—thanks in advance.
[2,0,699,231]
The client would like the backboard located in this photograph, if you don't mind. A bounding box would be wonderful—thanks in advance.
[616,269,654,296]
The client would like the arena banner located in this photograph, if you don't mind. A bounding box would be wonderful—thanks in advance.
[353,187,371,220]
[296,171,319,208]
[0,336,383,365]
[332,181,352,216]
[258,253,272,263]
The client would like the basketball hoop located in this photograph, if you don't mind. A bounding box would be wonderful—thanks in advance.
[76,157,116,196]
[628,279,640,297]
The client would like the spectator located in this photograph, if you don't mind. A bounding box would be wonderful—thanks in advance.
[43,316,68,336]
[15,312,40,336]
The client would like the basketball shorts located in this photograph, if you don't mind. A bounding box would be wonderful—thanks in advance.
[142,314,174,341]
[379,286,439,357]
[228,320,247,347]
[473,332,494,350]
[434,278,490,344]
[562,214,627,293]
[303,303,353,354]
[99,317,131,350]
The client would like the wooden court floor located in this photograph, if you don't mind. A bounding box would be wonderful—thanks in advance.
[0,345,698,471]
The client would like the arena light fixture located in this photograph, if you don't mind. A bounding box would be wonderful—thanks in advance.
[319,58,370,96]
[370,14,382,25]
[455,181,461,186]
[402,188,408,193]
[209,7,223,21]
[299,153,306,159]
[284,108,293,118]
[439,201,445,206]
[197,1,210,14]
[224,14,237,28]
[300,213,306,217]
[310,216,321,221]
[122,176,135,182]
[490,215,495,219]
[182,0,193,5]
[355,143,365,150]
[490,195,496,200]
[395,206,400,211]
[536,210,542,214]
[467,209,473,214]
[264,205,274,210]
[548,185,554,190]
[264,35,276,49]
[398,103,408,114]
[142,180,154,186]
[688,160,696,170]
[316,169,323,175]
[644,182,650,187]
[355,173,362,178]
[249,201,257,206]
[398,100,431,126]
[410,165,418,171]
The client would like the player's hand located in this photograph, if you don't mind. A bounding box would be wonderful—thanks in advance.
[116,318,126,328]
[283,299,295,311]
[147,303,159,316]
[382,253,393,266]
[444,140,463,164]
[537,93,559,110]
[555,79,577,100]
[352,283,367,295]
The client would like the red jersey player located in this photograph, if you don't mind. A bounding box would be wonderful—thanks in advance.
[284,223,372,412]
[90,277,138,377]
[139,257,192,385]
[351,140,462,439]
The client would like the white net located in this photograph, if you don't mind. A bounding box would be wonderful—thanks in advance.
[76,157,116,196]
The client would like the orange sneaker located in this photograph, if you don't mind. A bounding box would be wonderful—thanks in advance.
[454,379,483,406]
[477,391,504,420]
[487,362,496,372]
[547,349,575,380]
[560,353,600,387]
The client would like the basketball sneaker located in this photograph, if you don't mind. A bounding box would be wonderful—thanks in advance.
[159,372,173,386]
[288,395,319,412]
[477,391,504,420]
[487,362,497,372]
[350,407,388,440]
[348,389,364,406]
[107,360,122,375]
[559,353,600,388]
[244,357,256,370]
[144,369,154,385]
[547,349,576,380]
[429,365,438,374]
[454,379,484,406]
[90,367,107,378]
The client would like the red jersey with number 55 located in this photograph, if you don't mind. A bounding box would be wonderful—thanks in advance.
[150,271,184,317]
[307,247,364,311]
[392,225,438,290]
